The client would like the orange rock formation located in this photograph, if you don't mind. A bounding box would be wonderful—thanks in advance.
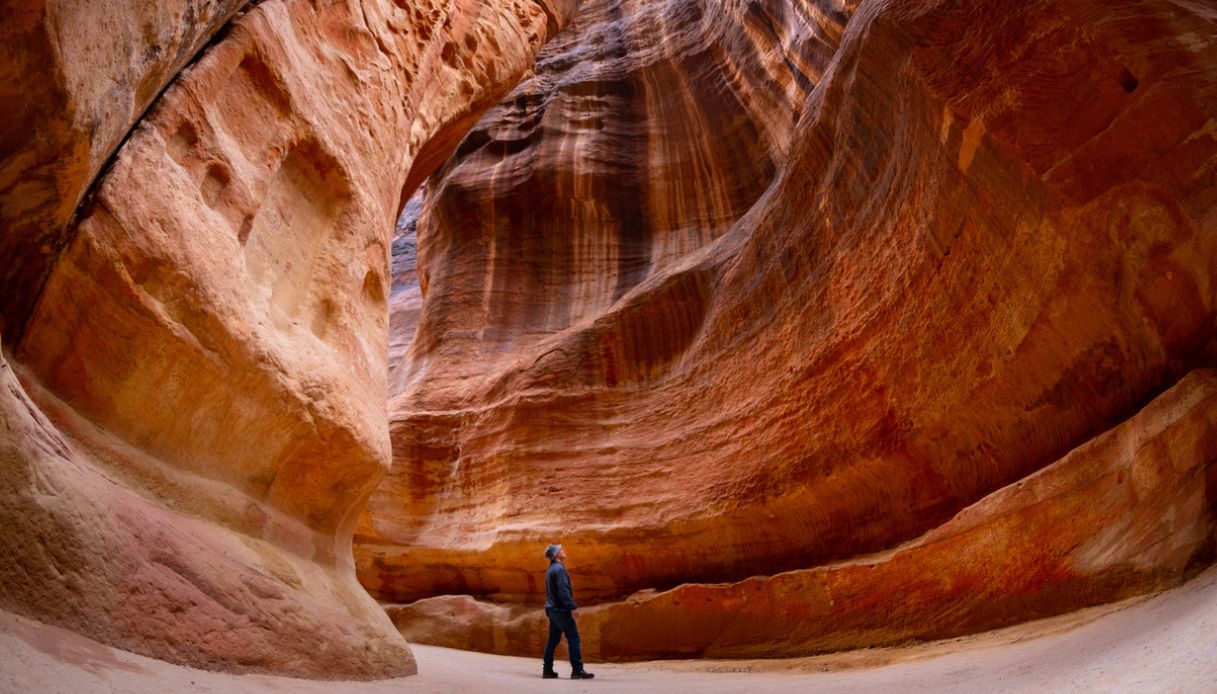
[390,369,1217,659]
[1,0,575,677]
[358,0,1217,659]
[360,0,857,604]
[2,0,1216,676]
[0,0,250,339]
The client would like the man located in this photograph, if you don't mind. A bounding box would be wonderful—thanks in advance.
[542,543,594,680]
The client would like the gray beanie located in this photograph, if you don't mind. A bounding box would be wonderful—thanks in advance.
[544,543,562,560]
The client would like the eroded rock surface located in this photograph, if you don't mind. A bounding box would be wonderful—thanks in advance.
[360,0,1217,657]
[359,0,858,604]
[2,0,575,677]
[0,343,409,674]
[0,0,251,339]
[4,0,1217,673]
[390,368,1217,658]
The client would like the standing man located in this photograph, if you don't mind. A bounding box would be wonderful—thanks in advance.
[542,544,594,680]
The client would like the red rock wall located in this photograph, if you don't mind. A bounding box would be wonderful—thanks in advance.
[1,0,575,677]
[391,368,1217,658]
[359,0,1217,657]
[359,0,858,603]
[3,0,1216,671]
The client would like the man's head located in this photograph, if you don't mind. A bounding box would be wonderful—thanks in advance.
[544,543,567,562]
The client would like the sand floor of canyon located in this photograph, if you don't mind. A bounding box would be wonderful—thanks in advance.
[3,563,1216,694]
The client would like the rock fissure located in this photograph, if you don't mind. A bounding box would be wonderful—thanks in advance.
[0,0,258,343]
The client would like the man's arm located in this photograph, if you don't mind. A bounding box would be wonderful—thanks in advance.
[557,566,578,610]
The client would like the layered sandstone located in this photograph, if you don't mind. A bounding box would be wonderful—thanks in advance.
[359,0,857,603]
[388,191,426,395]
[4,0,1216,674]
[360,0,1217,658]
[2,0,574,677]
[0,342,408,674]
[391,368,1217,658]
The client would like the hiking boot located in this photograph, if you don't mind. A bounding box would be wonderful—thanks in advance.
[542,670,559,679]
[571,671,595,679]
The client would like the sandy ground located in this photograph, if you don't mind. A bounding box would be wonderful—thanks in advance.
[3,565,1216,693]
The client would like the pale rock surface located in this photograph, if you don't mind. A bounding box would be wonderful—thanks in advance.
[0,343,410,675]
[388,191,426,395]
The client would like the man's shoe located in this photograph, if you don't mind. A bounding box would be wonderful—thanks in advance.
[542,670,559,679]
[571,671,595,679]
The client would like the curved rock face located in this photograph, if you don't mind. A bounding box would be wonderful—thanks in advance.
[4,0,1216,673]
[0,0,251,340]
[391,368,1217,659]
[359,0,857,602]
[359,0,1217,658]
[1,0,575,677]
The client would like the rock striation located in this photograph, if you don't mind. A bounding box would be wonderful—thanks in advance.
[390,368,1217,658]
[2,0,1216,673]
[360,0,1217,658]
[2,0,575,677]
[1,341,410,674]
[359,0,858,604]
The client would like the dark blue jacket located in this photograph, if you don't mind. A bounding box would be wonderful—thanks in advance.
[545,560,577,610]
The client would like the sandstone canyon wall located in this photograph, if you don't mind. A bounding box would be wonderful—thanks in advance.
[392,368,1217,659]
[0,0,251,340]
[1,0,575,677]
[361,0,858,603]
[359,0,1217,659]
[3,0,1216,675]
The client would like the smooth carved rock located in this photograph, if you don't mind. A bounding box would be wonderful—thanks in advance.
[4,0,1216,672]
[360,0,1217,645]
[389,368,1217,659]
[358,0,857,603]
[0,344,410,674]
[3,0,575,677]
[0,0,251,340]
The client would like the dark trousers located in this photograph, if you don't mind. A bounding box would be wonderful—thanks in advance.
[542,607,583,673]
